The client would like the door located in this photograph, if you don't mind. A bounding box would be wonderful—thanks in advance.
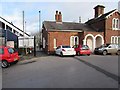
[107,45,116,54]
[8,48,18,61]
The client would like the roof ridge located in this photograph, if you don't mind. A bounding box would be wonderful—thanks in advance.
[86,9,117,24]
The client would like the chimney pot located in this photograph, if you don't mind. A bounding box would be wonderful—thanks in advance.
[55,10,59,22]
[59,12,61,14]
[94,5,105,18]
[56,10,58,14]
[58,11,62,22]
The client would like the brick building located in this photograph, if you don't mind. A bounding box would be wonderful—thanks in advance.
[42,5,120,54]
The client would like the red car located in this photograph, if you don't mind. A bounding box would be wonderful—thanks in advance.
[0,46,20,68]
[73,45,91,56]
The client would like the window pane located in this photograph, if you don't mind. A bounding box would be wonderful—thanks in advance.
[8,48,14,54]
[111,36,114,43]
[70,36,74,46]
[116,19,119,29]
[112,19,115,29]
[54,38,56,48]
[115,37,118,44]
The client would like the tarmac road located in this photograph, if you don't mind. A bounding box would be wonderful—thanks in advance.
[2,55,119,88]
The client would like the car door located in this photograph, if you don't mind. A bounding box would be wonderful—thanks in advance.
[0,48,4,60]
[107,45,116,54]
[8,48,17,61]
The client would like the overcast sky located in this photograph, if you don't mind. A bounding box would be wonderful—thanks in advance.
[0,0,119,34]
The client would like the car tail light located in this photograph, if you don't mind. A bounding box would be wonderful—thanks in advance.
[62,49,66,52]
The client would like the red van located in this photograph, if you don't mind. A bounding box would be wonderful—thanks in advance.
[73,45,91,56]
[0,46,20,68]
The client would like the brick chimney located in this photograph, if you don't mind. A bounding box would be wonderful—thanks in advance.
[94,5,105,18]
[55,11,62,22]
[55,11,59,21]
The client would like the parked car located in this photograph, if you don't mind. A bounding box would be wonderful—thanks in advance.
[0,46,20,68]
[55,45,76,56]
[73,45,91,56]
[94,43,120,55]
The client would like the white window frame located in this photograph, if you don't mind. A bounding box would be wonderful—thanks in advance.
[118,36,120,45]
[70,36,79,47]
[111,36,115,44]
[114,36,118,44]
[70,36,74,47]
[53,38,57,49]
[112,18,116,30]
[112,18,120,30]
[43,37,45,48]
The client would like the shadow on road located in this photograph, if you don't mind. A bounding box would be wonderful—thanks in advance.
[73,57,120,84]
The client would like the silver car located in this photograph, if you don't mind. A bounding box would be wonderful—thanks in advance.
[94,43,120,55]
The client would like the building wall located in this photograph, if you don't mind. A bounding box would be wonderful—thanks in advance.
[0,18,29,37]
[48,31,79,54]
[88,20,105,32]
[42,27,48,53]
[105,11,120,43]
[84,31,103,36]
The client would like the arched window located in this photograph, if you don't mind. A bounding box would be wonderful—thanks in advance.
[114,36,118,44]
[53,38,57,49]
[112,18,116,29]
[116,19,119,29]
[70,36,79,47]
[111,36,115,44]
[112,18,120,30]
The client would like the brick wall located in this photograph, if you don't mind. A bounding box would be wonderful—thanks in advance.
[105,12,120,43]
[48,31,79,54]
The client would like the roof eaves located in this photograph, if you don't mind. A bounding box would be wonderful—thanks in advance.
[0,16,30,36]
[48,29,83,32]
[106,9,118,19]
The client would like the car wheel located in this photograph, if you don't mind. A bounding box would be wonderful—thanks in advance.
[60,52,63,57]
[103,50,107,55]
[2,60,9,68]
[117,50,120,55]
[77,52,80,56]
[87,54,90,56]
[14,60,18,64]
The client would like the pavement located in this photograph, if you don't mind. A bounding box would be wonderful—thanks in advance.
[18,51,49,64]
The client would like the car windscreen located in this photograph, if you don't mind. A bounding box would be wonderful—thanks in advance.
[100,44,110,48]
[81,45,89,50]
[62,46,71,48]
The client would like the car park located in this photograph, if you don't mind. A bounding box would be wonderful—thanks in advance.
[94,43,120,55]
[55,45,76,56]
[73,45,91,56]
[0,46,20,68]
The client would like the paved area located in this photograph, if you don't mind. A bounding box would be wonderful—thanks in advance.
[75,55,119,76]
[2,55,119,88]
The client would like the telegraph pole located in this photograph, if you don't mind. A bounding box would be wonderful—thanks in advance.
[39,11,41,50]
[23,11,25,55]
[23,11,25,39]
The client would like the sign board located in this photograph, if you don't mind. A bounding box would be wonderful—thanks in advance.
[0,37,5,46]
[7,41,14,48]
[18,36,34,48]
